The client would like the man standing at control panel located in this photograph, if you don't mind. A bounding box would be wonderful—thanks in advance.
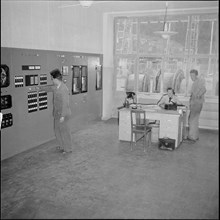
[36,69,72,154]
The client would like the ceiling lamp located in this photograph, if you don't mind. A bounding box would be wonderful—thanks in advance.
[79,0,94,7]
[154,2,177,39]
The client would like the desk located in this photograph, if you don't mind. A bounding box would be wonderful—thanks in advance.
[119,105,187,149]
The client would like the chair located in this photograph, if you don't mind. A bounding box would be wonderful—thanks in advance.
[117,105,125,125]
[130,109,152,152]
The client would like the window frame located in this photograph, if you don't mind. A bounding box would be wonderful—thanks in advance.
[114,11,219,98]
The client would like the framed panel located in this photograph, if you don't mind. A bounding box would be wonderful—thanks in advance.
[72,66,81,94]
[81,66,88,93]
[95,65,102,90]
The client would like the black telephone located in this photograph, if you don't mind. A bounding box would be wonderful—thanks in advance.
[164,103,177,110]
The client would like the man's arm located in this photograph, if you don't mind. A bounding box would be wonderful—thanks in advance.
[157,95,166,108]
[36,84,55,92]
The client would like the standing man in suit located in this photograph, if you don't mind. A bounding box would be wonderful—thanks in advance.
[37,69,72,154]
[184,69,206,144]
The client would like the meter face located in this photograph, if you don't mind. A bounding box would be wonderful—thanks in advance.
[1,65,10,88]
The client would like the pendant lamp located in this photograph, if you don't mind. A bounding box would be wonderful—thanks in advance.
[154,2,177,39]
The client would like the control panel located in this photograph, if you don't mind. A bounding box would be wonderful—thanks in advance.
[1,47,103,161]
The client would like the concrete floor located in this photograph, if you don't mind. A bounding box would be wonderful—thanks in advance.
[1,118,219,219]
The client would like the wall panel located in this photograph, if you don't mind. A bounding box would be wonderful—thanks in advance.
[1,47,103,160]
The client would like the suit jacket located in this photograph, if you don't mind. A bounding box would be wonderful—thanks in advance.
[39,82,71,119]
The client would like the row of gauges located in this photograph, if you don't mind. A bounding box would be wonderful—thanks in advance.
[15,74,47,87]
[1,64,47,88]
[28,91,48,113]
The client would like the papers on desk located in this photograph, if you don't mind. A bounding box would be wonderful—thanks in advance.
[142,105,160,111]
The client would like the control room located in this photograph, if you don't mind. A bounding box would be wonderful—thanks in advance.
[1,1,219,219]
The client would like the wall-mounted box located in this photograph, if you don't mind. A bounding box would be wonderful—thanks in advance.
[1,95,12,110]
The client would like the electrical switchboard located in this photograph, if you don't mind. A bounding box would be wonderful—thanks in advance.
[1,47,103,161]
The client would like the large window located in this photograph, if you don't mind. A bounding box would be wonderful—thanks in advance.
[114,11,218,97]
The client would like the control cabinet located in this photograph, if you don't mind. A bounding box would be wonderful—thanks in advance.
[1,47,103,160]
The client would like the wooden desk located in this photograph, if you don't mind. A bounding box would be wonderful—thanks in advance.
[119,106,187,149]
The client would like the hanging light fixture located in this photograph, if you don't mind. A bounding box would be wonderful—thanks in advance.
[79,0,94,7]
[154,2,177,39]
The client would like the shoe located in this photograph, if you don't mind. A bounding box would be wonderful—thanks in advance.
[183,138,196,144]
[62,151,72,154]
[56,146,64,151]
[187,137,198,142]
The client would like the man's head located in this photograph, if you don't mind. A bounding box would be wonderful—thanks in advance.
[167,87,175,98]
[50,69,62,85]
[190,69,198,81]
[126,92,135,99]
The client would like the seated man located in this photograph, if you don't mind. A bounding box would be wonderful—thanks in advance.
[157,87,182,109]
[123,92,136,108]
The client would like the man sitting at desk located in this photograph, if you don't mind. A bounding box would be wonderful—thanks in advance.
[123,92,136,108]
[157,87,182,109]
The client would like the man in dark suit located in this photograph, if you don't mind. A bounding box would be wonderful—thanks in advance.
[37,69,72,154]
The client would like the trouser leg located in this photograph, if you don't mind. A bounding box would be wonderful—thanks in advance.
[188,102,202,140]
[54,119,64,150]
[59,118,72,152]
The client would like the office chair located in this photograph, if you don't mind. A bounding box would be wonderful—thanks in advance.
[130,109,152,152]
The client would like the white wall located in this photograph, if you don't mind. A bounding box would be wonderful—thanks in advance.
[1,1,103,53]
